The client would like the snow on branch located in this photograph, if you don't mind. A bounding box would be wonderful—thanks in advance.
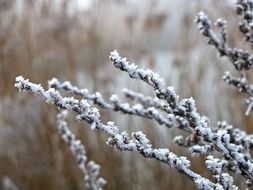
[205,156,238,190]
[57,111,106,190]
[110,50,179,109]
[48,62,253,185]
[196,5,253,116]
[123,88,166,110]
[108,51,253,183]
[196,11,253,71]
[15,76,224,190]
[109,50,253,186]
[223,72,253,96]
[48,78,177,129]
[223,71,253,115]
[236,0,253,49]
[15,46,253,188]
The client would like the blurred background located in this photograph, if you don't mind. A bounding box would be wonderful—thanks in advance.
[0,0,252,189]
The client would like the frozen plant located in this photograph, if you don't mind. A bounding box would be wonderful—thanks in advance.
[14,0,253,189]
[57,111,106,190]
[15,75,223,189]
[195,0,253,115]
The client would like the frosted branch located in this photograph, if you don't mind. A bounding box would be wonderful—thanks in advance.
[196,11,253,71]
[15,76,223,190]
[123,88,166,110]
[109,51,253,184]
[57,111,106,190]
[49,78,178,130]
[223,71,253,96]
[196,9,253,115]
[236,0,253,49]
[205,156,238,190]
[110,50,179,108]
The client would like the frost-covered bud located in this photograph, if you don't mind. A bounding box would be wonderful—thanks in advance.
[206,156,228,174]
[215,18,227,28]
[173,135,184,146]
[190,144,213,155]
[195,11,211,35]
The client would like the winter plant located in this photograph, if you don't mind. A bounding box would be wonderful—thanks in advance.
[14,0,253,189]
[57,111,106,190]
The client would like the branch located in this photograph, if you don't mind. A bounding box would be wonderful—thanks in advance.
[48,78,178,130]
[57,111,106,190]
[108,51,253,184]
[15,76,223,190]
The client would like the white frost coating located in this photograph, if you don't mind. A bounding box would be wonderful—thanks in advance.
[109,51,253,186]
[173,135,184,144]
[132,103,143,111]
[15,47,253,189]
[123,88,166,110]
[15,76,222,190]
[16,53,253,188]
[190,144,213,155]
[222,71,253,115]
[16,51,253,187]
[205,156,238,190]
[49,78,176,130]
[109,94,119,103]
[57,111,106,190]
[206,156,228,174]
[110,50,165,91]
[195,178,222,190]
